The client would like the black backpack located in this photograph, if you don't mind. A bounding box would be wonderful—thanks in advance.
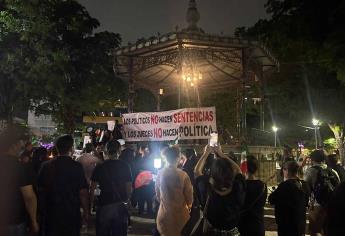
[312,166,340,207]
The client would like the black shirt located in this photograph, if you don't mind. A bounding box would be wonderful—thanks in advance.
[196,174,246,230]
[268,179,309,236]
[37,156,88,229]
[0,155,33,226]
[91,159,132,206]
[327,182,345,236]
[239,180,267,236]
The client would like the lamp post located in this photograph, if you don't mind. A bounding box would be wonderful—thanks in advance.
[312,118,319,149]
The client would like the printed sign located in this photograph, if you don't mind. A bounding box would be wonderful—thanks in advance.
[122,107,216,141]
[107,121,116,131]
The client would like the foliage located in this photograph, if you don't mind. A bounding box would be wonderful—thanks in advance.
[235,0,345,147]
[0,0,125,133]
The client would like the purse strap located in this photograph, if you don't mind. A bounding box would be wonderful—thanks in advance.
[190,185,212,235]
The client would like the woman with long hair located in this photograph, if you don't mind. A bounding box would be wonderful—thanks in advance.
[155,146,193,236]
[194,145,245,236]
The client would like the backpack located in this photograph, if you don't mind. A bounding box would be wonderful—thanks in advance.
[312,166,340,207]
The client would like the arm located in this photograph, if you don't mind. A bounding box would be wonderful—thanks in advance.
[194,145,212,178]
[183,174,193,210]
[20,185,39,233]
[214,146,241,174]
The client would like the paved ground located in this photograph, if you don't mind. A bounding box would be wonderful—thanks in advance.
[82,205,296,236]
[83,187,310,236]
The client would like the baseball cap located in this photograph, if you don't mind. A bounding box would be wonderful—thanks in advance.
[117,139,125,146]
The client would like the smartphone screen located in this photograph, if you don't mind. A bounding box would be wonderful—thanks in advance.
[209,132,218,147]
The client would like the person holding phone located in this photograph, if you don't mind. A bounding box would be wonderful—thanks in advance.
[193,145,245,236]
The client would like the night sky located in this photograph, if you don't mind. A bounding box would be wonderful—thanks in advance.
[78,0,268,45]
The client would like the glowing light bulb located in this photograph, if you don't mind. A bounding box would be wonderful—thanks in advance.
[199,73,202,80]
[182,75,186,80]
[191,82,194,87]
[187,76,191,82]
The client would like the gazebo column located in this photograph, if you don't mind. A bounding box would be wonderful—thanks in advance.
[241,48,249,139]
[128,57,135,113]
[259,65,265,130]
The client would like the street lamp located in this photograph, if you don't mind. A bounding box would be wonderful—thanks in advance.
[312,118,319,149]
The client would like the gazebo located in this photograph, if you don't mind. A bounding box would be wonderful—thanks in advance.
[114,0,279,141]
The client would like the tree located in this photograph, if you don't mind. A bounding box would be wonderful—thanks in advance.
[235,0,345,154]
[0,1,35,123]
[1,0,125,133]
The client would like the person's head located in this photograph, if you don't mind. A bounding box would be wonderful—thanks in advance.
[95,142,103,152]
[105,140,121,159]
[162,146,180,165]
[32,147,48,162]
[19,151,31,163]
[0,124,30,156]
[119,148,135,162]
[283,161,299,180]
[138,145,146,156]
[246,155,259,176]
[84,143,94,154]
[210,158,234,191]
[55,135,74,156]
[310,149,325,164]
[326,154,338,168]
[183,148,197,160]
[283,145,292,158]
[25,141,33,152]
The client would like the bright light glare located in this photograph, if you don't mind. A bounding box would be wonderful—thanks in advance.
[154,158,162,169]
[312,118,319,126]
[272,126,278,132]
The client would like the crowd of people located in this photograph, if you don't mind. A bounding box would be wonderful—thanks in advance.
[1,124,345,236]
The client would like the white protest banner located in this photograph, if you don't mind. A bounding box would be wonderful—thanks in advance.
[107,120,115,131]
[122,107,216,141]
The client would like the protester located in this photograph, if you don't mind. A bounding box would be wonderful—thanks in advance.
[113,120,123,140]
[0,125,39,236]
[326,154,345,183]
[182,148,199,184]
[90,140,132,236]
[119,144,136,170]
[94,142,105,162]
[194,145,244,236]
[155,146,193,236]
[76,143,101,185]
[135,144,155,215]
[269,161,310,236]
[326,181,345,236]
[38,135,89,236]
[304,150,340,236]
[239,155,267,236]
[32,147,49,175]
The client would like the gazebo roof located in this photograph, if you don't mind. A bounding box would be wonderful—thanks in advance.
[114,0,279,94]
